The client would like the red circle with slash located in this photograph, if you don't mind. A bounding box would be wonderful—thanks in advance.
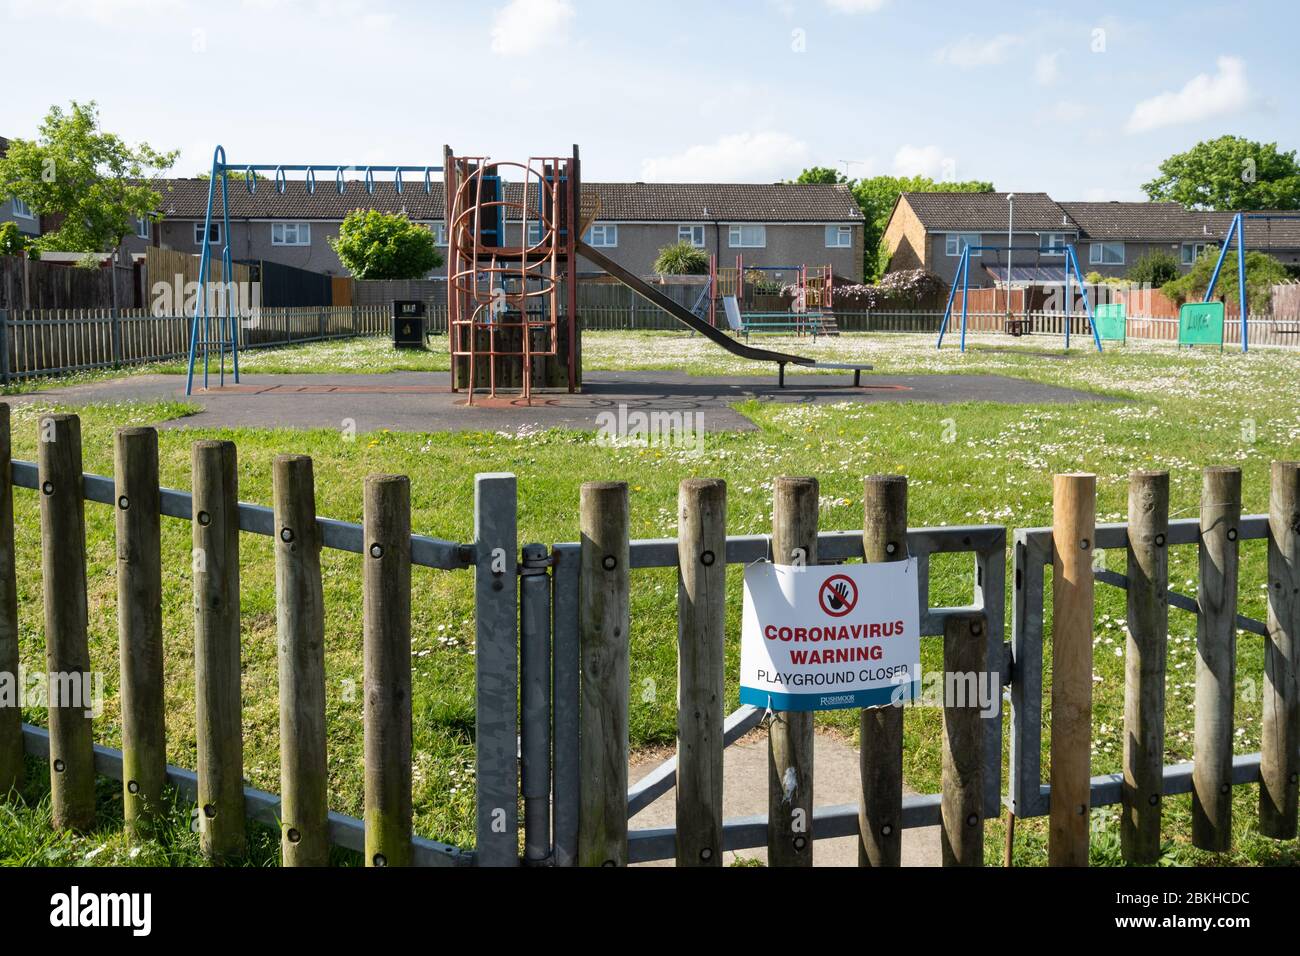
[818,574,858,617]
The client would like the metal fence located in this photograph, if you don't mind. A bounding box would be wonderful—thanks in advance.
[0,305,391,383]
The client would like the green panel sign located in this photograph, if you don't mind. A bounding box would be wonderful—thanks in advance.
[1094,303,1127,342]
[1179,301,1225,347]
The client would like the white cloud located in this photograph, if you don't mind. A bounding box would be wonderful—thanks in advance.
[490,0,574,56]
[4,0,181,22]
[935,33,1021,68]
[1037,99,1088,124]
[1126,55,1251,133]
[823,0,888,12]
[640,131,810,183]
[892,144,955,180]
[1034,51,1061,86]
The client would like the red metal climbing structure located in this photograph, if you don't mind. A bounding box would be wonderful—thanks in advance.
[444,146,581,404]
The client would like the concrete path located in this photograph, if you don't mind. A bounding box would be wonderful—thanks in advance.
[8,369,1112,435]
[628,728,943,867]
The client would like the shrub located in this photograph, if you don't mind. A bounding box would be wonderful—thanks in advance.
[0,221,38,259]
[330,209,443,280]
[1162,247,1289,312]
[1127,249,1180,286]
[829,269,945,310]
[652,240,708,276]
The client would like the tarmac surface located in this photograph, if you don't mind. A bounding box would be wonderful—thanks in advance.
[10,369,1111,433]
[628,728,944,867]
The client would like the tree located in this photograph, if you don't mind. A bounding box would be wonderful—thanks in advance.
[1143,136,1300,210]
[0,101,177,253]
[0,222,38,259]
[1127,249,1180,286]
[1161,246,1289,312]
[330,208,443,279]
[790,167,848,185]
[653,240,708,275]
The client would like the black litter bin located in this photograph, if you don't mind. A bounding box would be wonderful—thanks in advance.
[392,300,426,348]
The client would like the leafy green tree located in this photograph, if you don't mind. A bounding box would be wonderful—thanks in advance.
[330,209,443,279]
[653,240,709,275]
[0,100,177,253]
[1127,249,1181,286]
[790,167,849,185]
[0,221,38,259]
[1143,136,1300,210]
[1162,247,1289,311]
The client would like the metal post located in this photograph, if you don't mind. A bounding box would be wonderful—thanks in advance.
[0,309,9,386]
[474,472,519,866]
[519,542,552,865]
[1236,216,1249,352]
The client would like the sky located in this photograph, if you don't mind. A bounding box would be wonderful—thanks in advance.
[1,0,1297,200]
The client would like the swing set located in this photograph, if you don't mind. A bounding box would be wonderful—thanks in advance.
[1201,211,1300,353]
[936,242,1102,353]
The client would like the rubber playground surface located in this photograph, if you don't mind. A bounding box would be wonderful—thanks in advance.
[9,368,1112,433]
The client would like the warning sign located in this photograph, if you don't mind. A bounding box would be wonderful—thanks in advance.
[739,560,921,712]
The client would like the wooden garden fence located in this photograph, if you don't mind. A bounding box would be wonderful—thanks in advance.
[0,406,1296,867]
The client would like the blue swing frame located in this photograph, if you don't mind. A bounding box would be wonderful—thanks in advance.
[1202,211,1300,354]
[935,243,1103,353]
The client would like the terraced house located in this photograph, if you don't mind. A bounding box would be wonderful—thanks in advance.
[146,178,866,281]
[882,191,1300,287]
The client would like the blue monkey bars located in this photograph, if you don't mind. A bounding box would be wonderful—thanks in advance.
[936,243,1102,353]
[184,146,446,394]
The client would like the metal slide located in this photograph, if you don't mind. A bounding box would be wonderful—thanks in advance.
[576,240,816,369]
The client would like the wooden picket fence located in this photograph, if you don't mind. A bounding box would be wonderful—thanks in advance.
[0,405,1296,867]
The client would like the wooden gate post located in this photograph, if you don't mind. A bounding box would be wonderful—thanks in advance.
[577,481,630,866]
[941,610,987,866]
[363,474,412,867]
[1261,460,1300,839]
[769,476,817,867]
[1192,466,1240,852]
[860,474,907,867]
[676,478,727,867]
[115,426,166,838]
[191,439,246,859]
[274,455,329,866]
[1049,472,1095,867]
[0,404,20,797]
[1121,470,1169,863]
[39,413,96,831]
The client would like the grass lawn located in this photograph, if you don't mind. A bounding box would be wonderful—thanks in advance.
[2,330,1299,866]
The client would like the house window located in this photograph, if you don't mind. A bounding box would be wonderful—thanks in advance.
[728,224,766,248]
[944,233,980,257]
[825,225,853,248]
[527,221,543,245]
[1039,232,1067,256]
[271,222,311,246]
[11,197,35,220]
[427,222,447,246]
[678,224,705,247]
[1089,241,1125,266]
[135,217,151,240]
[194,221,222,245]
[1181,241,1209,265]
[585,223,618,247]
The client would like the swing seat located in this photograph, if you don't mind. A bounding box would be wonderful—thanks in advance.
[1004,318,1032,336]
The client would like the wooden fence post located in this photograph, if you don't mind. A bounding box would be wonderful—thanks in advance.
[676,478,726,867]
[942,610,987,866]
[114,426,165,838]
[1192,466,1240,852]
[274,455,329,866]
[38,413,96,830]
[191,439,246,859]
[769,476,817,867]
[363,474,412,867]
[1121,470,1169,863]
[860,474,907,866]
[577,481,630,867]
[1261,460,1299,839]
[0,404,20,797]
[1049,472,1095,867]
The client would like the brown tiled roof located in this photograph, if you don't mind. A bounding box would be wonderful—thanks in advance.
[1058,202,1209,241]
[901,191,1070,231]
[150,178,863,223]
